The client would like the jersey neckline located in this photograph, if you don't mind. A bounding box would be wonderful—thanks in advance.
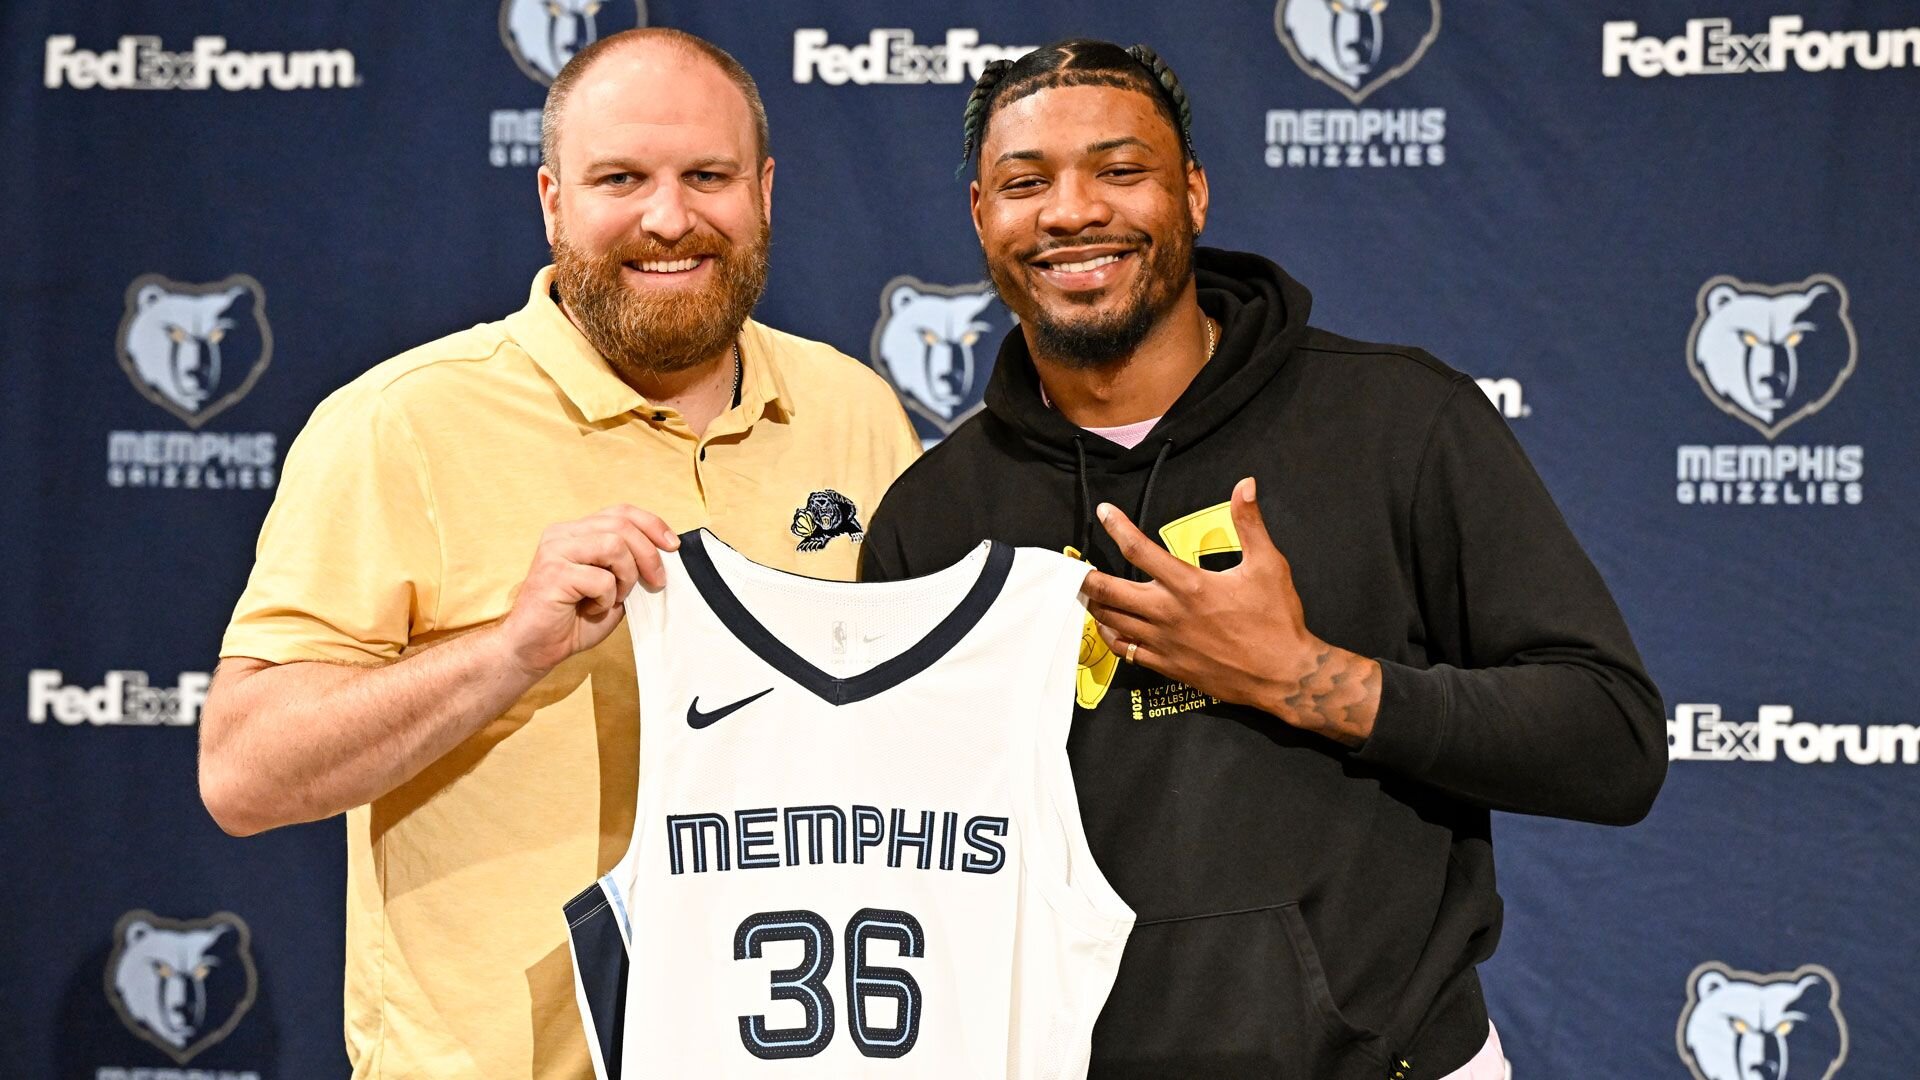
[676,530,1015,707]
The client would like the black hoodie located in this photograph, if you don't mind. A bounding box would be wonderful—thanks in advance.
[859,248,1666,1080]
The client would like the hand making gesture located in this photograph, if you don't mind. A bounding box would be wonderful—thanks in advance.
[1080,477,1381,746]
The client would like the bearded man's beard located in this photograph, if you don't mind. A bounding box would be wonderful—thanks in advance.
[552,215,771,380]
[986,218,1195,370]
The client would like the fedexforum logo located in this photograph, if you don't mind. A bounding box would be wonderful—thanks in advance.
[1676,275,1862,507]
[44,35,357,90]
[793,29,1032,85]
[1605,16,1920,78]
[1266,0,1446,169]
[27,670,210,727]
[1668,704,1918,765]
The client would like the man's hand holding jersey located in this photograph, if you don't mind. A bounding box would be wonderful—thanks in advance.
[1080,477,1382,747]
[501,504,680,677]
[200,503,679,835]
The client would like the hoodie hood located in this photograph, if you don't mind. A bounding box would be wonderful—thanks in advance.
[982,246,1314,472]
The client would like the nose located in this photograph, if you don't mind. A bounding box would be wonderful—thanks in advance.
[638,183,697,247]
[1036,172,1114,236]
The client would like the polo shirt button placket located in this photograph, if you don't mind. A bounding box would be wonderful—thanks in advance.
[691,434,710,502]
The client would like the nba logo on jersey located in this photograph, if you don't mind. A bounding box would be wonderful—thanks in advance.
[566,531,1133,1078]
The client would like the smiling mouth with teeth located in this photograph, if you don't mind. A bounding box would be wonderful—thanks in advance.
[627,257,708,274]
[1043,253,1126,273]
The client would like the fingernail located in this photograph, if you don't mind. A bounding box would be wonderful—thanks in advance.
[666,534,681,550]
[1239,477,1257,502]
[1096,503,1113,522]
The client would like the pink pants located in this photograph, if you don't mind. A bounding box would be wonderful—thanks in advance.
[1437,1022,1508,1080]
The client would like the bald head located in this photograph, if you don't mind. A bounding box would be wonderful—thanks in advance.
[541,28,769,175]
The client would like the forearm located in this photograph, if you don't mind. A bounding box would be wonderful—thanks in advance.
[1252,643,1381,748]
[1374,378,1668,823]
[199,626,544,835]
[1356,655,1667,825]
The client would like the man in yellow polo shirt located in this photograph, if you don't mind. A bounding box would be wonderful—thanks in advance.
[197,29,919,1078]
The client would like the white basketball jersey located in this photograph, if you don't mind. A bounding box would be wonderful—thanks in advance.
[565,529,1133,1079]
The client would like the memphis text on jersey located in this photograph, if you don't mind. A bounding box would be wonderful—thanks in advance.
[665,805,1010,875]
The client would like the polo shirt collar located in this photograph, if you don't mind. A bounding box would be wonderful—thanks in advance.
[505,266,794,425]
[736,319,796,423]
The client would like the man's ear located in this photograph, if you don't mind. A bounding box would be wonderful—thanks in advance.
[537,165,561,246]
[759,156,776,226]
[1186,161,1210,237]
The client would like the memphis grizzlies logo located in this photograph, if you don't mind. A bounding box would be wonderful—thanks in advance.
[1274,0,1441,104]
[499,0,647,85]
[115,273,272,429]
[869,276,1015,440]
[1687,274,1857,440]
[103,910,259,1065]
[1678,962,1849,1080]
[791,489,864,552]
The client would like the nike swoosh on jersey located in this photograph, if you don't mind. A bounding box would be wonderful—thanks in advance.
[686,687,775,729]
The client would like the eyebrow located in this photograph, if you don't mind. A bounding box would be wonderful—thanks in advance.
[581,155,745,175]
[994,136,1154,166]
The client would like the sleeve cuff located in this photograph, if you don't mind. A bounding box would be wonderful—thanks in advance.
[1352,658,1451,777]
[219,621,400,667]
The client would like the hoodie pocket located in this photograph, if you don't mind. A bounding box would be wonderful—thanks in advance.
[1089,902,1385,1080]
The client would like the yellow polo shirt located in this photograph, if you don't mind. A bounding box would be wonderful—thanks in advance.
[220,268,920,1078]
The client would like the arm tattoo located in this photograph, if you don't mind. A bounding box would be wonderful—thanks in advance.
[1283,648,1380,744]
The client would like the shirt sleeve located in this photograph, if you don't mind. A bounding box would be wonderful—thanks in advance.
[1352,379,1668,825]
[220,388,442,665]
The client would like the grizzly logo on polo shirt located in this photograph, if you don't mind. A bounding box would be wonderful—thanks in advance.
[791,490,864,551]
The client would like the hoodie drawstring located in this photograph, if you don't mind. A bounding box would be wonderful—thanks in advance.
[1072,435,1094,560]
[1130,438,1176,581]
[1073,434,1175,582]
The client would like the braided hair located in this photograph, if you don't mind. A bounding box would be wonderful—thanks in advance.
[958,40,1197,177]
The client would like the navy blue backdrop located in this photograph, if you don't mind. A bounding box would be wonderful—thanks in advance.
[6,2,1917,1077]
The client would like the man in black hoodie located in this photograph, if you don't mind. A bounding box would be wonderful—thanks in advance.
[859,39,1667,1080]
